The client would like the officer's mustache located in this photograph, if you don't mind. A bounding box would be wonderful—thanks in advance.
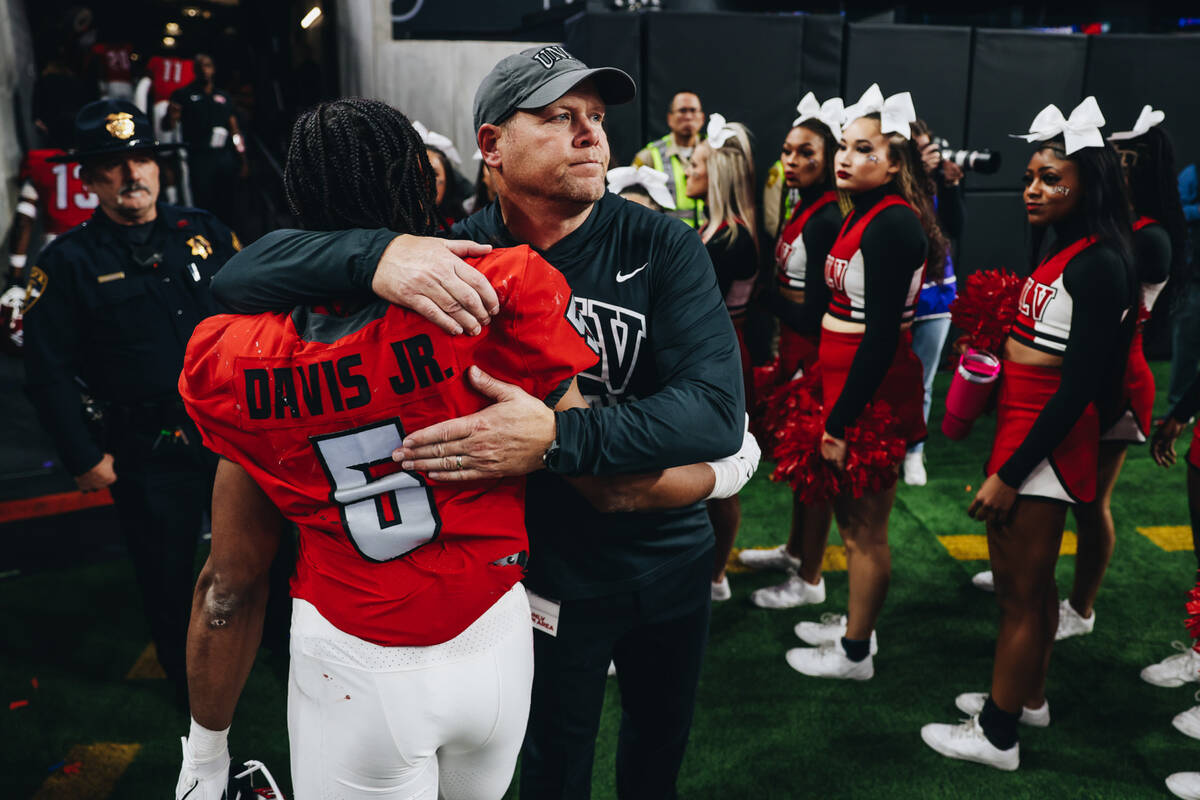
[119,182,151,196]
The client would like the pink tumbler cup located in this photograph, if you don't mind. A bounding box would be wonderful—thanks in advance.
[942,349,1001,440]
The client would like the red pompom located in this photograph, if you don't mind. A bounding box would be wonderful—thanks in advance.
[950,268,1024,355]
[764,371,906,503]
[1187,580,1200,644]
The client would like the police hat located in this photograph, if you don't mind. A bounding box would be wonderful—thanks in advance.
[50,99,179,163]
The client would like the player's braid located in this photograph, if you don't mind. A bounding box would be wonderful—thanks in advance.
[284,98,439,236]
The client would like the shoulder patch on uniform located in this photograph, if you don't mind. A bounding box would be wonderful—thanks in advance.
[24,266,48,313]
[231,232,242,252]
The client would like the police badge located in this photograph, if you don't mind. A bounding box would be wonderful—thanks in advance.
[186,235,213,259]
[105,112,136,141]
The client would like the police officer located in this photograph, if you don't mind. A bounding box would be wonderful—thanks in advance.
[633,90,706,227]
[23,99,238,705]
[167,54,248,227]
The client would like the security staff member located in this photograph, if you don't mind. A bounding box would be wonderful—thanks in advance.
[167,54,247,227]
[23,99,238,705]
[633,90,706,228]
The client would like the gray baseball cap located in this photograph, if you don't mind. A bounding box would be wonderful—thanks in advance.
[472,45,636,131]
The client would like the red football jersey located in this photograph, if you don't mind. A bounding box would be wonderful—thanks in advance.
[180,246,597,647]
[18,150,99,234]
[148,55,195,102]
[91,42,134,83]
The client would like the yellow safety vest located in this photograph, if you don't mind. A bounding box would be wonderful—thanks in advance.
[647,135,704,228]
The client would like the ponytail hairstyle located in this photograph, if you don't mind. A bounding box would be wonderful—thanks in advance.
[1027,138,1134,270]
[863,112,948,273]
[284,98,440,235]
[701,121,759,255]
[1120,126,1188,283]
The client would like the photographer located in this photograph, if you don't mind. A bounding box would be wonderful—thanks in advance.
[903,119,966,486]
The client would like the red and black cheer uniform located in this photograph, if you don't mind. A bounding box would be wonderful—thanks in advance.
[179,247,597,647]
[772,187,841,379]
[706,221,758,398]
[988,223,1133,503]
[821,184,927,449]
[1102,216,1170,443]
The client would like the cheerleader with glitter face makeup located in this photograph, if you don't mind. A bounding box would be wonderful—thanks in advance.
[783,85,943,681]
[922,97,1136,771]
[740,93,844,610]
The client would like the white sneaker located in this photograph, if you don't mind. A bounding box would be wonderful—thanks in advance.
[607,660,617,678]
[794,612,878,655]
[1174,697,1200,741]
[175,737,231,800]
[954,692,1050,728]
[920,715,1019,771]
[1168,772,1200,800]
[737,544,802,572]
[711,576,731,602]
[903,451,927,486]
[1142,642,1200,688]
[750,574,825,609]
[972,570,995,592]
[1054,599,1095,640]
[785,642,873,680]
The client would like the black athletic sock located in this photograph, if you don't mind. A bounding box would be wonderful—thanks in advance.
[979,696,1019,751]
[841,636,870,662]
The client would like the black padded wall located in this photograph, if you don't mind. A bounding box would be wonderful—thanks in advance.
[564,11,644,166]
[957,193,1032,279]
[642,12,805,182]
[800,14,845,101]
[966,30,1088,192]
[1085,34,1200,177]
[843,24,971,149]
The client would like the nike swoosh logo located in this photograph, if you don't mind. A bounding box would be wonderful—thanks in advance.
[616,263,648,283]
[179,781,198,800]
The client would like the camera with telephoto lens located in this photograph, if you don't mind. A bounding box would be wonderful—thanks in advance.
[932,136,1002,175]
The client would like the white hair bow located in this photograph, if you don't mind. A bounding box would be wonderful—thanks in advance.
[412,120,463,166]
[607,166,677,210]
[1108,104,1165,142]
[793,92,844,141]
[706,113,736,149]
[842,84,916,139]
[1011,96,1106,155]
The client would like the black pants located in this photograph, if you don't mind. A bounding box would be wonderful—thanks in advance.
[108,425,217,700]
[520,550,712,800]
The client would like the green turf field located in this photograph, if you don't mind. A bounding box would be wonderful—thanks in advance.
[1,364,1196,798]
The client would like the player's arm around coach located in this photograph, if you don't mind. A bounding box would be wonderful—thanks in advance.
[211,82,744,482]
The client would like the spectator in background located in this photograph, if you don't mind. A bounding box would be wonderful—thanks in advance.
[464,157,497,216]
[903,118,965,486]
[168,54,248,228]
[414,121,468,231]
[684,114,759,601]
[633,91,706,227]
[606,164,675,213]
[1171,162,1200,409]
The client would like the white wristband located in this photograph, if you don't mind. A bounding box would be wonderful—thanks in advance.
[704,414,761,500]
[10,254,27,270]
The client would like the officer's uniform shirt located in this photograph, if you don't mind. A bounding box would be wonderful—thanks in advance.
[23,203,236,475]
[169,83,234,150]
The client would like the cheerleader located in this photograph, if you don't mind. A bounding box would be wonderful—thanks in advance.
[784,84,944,680]
[922,97,1136,770]
[1059,106,1183,641]
[683,114,759,600]
[739,93,845,610]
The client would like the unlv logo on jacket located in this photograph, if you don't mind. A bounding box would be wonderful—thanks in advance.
[571,296,646,401]
[825,253,849,292]
[1019,278,1058,322]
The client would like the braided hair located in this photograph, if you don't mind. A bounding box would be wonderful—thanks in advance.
[284,98,439,235]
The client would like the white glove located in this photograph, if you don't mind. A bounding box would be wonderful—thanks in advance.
[175,736,230,800]
[705,414,761,500]
[0,286,25,311]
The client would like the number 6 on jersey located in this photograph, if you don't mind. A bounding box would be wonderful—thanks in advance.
[312,419,441,562]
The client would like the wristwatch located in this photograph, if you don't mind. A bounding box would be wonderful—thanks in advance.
[542,430,561,471]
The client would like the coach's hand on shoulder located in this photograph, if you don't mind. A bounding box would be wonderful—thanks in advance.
[374,235,500,336]
[396,366,554,481]
[75,453,116,493]
[968,473,1017,524]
